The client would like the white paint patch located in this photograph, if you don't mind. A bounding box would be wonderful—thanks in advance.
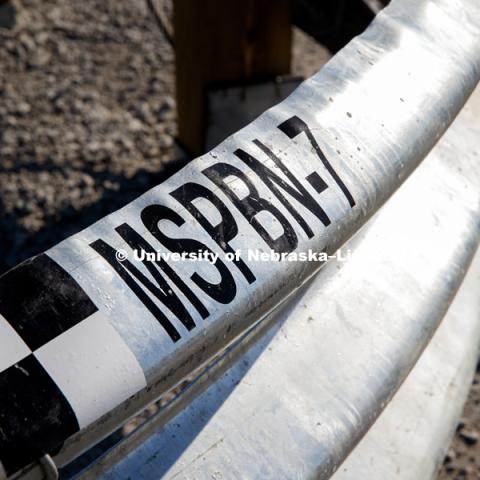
[34,311,147,428]
[0,314,31,372]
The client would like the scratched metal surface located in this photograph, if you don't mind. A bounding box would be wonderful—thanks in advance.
[75,81,480,480]
[2,0,480,476]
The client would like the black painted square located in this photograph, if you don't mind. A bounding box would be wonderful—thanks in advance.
[0,254,98,350]
[0,355,79,475]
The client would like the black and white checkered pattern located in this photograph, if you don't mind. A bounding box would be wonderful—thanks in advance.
[0,254,146,475]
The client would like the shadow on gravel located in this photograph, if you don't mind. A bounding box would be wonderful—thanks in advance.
[0,154,190,276]
[0,1,16,30]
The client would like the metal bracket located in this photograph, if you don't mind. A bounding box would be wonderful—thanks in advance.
[38,455,58,480]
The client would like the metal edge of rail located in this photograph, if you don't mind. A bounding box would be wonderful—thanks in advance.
[73,80,480,479]
[1,0,480,477]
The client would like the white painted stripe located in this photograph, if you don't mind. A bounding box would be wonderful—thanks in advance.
[34,311,147,429]
[0,314,31,373]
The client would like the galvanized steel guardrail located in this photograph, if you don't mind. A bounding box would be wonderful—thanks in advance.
[80,80,480,480]
[1,0,480,477]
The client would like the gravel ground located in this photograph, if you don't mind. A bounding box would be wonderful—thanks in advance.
[0,1,478,478]
[0,0,179,274]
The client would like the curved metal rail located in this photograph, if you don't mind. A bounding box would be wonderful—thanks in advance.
[76,80,480,480]
[1,0,480,477]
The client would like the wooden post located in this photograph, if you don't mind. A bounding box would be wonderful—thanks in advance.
[173,0,292,156]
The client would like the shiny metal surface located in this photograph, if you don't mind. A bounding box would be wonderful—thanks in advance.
[332,250,480,480]
[4,0,480,475]
[74,79,480,479]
